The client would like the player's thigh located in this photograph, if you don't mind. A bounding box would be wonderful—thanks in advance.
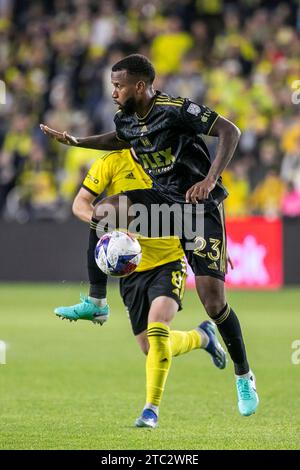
[148,296,179,325]
[119,271,151,337]
[185,204,227,282]
[147,259,187,325]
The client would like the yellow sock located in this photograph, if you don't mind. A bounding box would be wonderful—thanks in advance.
[170,330,201,357]
[146,322,172,407]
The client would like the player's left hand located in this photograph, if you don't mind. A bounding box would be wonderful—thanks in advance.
[185,176,216,203]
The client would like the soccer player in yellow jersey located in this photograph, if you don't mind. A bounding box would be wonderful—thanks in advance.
[54,147,226,428]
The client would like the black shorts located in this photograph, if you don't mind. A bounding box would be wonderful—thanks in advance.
[124,188,227,282]
[119,259,187,336]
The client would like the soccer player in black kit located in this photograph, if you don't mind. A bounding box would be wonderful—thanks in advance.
[41,54,259,427]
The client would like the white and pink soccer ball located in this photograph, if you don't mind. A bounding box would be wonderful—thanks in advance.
[95,231,142,277]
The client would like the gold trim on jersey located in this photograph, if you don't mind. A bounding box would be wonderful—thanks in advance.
[218,202,227,273]
[116,133,128,143]
[156,96,184,103]
[180,258,187,300]
[135,96,157,120]
[155,102,182,107]
[207,114,219,135]
[156,96,184,107]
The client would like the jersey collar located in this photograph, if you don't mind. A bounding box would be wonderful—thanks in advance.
[135,91,160,121]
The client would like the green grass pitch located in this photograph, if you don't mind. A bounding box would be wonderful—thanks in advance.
[0,283,300,450]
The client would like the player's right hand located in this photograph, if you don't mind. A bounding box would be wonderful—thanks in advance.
[40,124,79,146]
[226,253,234,273]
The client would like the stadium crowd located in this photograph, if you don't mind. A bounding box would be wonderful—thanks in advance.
[0,0,300,222]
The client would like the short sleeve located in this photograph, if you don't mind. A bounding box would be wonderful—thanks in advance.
[82,155,112,196]
[180,99,219,135]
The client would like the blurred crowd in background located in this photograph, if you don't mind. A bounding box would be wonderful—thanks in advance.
[1,0,300,222]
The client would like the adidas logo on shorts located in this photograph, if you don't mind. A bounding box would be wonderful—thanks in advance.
[208,261,218,270]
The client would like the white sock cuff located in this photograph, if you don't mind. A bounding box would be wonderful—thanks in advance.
[195,327,209,349]
[145,403,159,416]
[88,296,107,307]
[235,370,252,379]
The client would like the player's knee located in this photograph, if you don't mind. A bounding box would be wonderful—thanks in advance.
[148,296,178,325]
[195,277,226,317]
[197,288,226,317]
[202,299,226,318]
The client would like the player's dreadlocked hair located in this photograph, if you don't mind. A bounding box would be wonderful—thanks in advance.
[112,54,155,84]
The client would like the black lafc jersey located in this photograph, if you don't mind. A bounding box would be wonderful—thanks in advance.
[114,91,228,206]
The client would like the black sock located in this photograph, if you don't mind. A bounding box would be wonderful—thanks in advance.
[87,223,107,299]
[214,304,249,375]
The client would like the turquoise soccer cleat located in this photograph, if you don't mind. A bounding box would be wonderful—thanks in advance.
[197,320,227,369]
[236,372,259,416]
[54,295,109,325]
[135,408,158,429]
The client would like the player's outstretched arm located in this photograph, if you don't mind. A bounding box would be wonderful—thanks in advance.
[186,116,241,203]
[40,124,79,145]
[40,124,130,150]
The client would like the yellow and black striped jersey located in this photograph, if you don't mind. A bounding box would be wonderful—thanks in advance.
[114,91,228,209]
[82,149,184,272]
